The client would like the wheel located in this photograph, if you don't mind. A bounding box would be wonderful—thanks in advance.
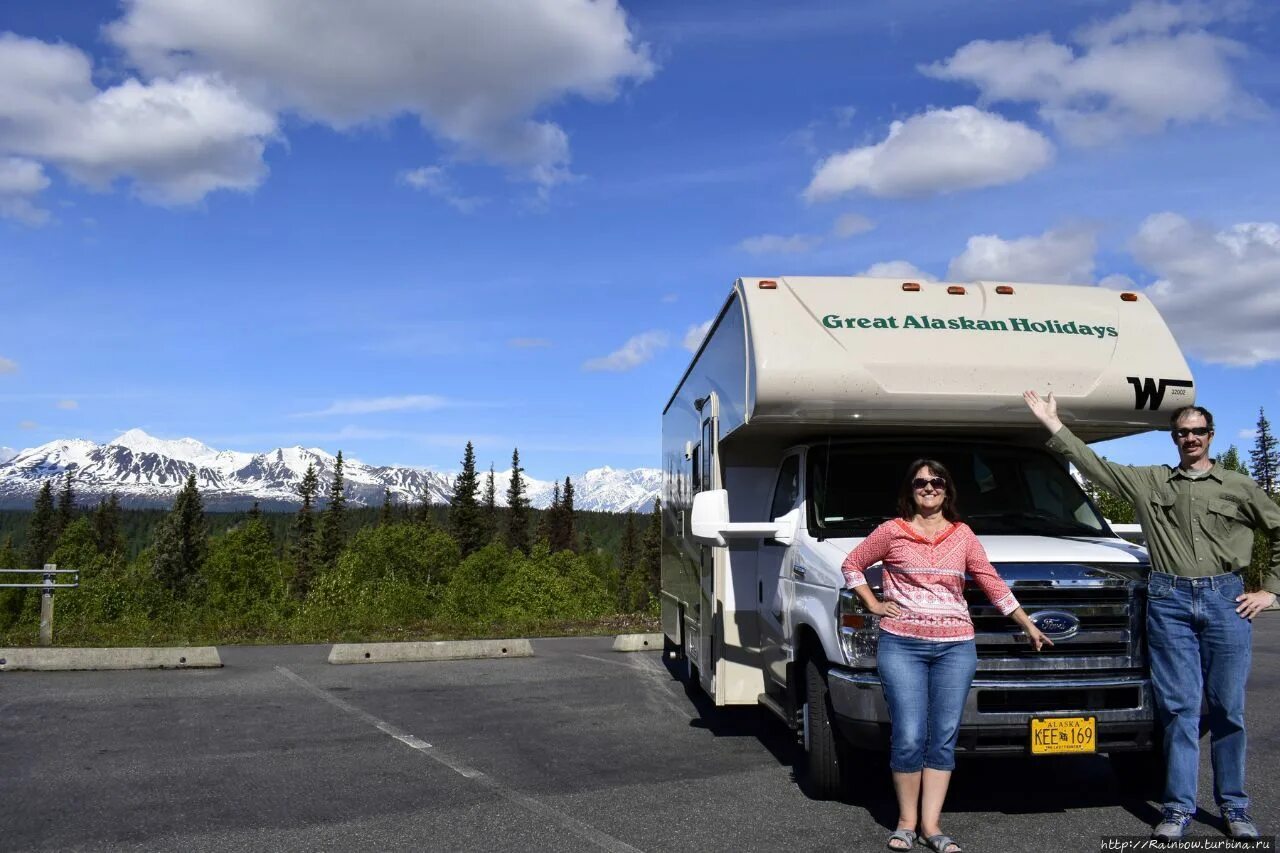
[799,657,849,800]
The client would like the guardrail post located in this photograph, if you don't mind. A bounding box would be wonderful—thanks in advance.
[39,563,55,647]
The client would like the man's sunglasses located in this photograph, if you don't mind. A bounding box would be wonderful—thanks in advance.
[1172,427,1211,438]
[912,477,947,490]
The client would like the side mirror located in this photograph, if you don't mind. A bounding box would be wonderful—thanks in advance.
[691,489,794,546]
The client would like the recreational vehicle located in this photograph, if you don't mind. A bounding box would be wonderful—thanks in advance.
[660,275,1193,798]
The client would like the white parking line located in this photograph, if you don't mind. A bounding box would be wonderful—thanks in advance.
[275,665,644,853]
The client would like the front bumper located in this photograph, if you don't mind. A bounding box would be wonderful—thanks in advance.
[827,667,1158,755]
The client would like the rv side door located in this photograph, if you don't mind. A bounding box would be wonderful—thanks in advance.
[758,452,801,690]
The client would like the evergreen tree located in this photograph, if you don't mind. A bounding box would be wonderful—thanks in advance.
[317,450,347,567]
[291,463,320,599]
[538,482,561,546]
[449,442,485,557]
[1250,408,1278,495]
[23,480,58,570]
[92,493,124,557]
[247,501,263,522]
[617,511,642,610]
[414,498,434,528]
[1218,445,1249,475]
[504,447,530,555]
[56,471,75,535]
[151,473,209,595]
[642,497,662,599]
[549,477,576,553]
[581,529,595,553]
[379,488,394,526]
[482,464,498,544]
[0,534,15,569]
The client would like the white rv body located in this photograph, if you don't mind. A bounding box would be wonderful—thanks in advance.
[660,276,1193,796]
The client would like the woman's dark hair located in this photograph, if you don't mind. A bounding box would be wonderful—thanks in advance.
[897,458,960,522]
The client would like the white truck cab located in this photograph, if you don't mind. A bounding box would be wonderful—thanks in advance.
[661,276,1194,798]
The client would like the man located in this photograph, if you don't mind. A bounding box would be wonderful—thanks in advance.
[1024,391,1280,842]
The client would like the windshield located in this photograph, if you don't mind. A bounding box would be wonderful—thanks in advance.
[807,441,1108,538]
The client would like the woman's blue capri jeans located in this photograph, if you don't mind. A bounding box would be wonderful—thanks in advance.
[878,632,978,773]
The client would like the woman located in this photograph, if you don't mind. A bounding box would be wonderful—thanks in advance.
[842,459,1052,853]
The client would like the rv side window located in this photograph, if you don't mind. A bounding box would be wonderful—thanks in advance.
[691,445,701,494]
[770,456,801,520]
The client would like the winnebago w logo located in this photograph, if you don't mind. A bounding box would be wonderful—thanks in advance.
[1126,377,1194,410]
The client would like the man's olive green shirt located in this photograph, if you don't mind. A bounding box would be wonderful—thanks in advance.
[1046,425,1280,594]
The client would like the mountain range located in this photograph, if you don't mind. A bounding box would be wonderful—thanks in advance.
[0,430,661,513]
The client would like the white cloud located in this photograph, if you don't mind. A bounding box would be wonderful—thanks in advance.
[1127,212,1280,365]
[661,294,679,304]
[18,420,38,430]
[738,233,822,254]
[804,106,1052,200]
[1239,429,1258,440]
[0,157,50,225]
[857,261,938,281]
[508,337,552,348]
[55,399,78,410]
[831,213,875,238]
[947,226,1097,284]
[108,0,654,188]
[584,330,668,371]
[683,320,713,352]
[399,165,486,213]
[922,3,1257,145]
[0,34,278,204]
[296,394,454,417]
[0,356,16,373]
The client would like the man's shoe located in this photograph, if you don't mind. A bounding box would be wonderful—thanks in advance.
[1222,807,1259,839]
[1152,808,1194,842]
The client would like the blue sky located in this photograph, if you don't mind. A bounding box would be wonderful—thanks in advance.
[1,0,1278,478]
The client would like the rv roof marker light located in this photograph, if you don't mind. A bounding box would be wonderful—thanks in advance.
[759,280,778,290]
[1120,292,1139,302]
[996,285,1015,295]
[947,286,966,295]
[902,282,921,292]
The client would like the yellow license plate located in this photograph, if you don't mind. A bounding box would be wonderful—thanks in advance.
[1030,716,1097,755]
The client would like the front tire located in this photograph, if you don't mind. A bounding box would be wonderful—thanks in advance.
[799,658,849,799]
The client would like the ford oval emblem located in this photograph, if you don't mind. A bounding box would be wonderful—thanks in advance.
[1029,609,1080,640]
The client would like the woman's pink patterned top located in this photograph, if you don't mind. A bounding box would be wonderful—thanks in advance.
[841,518,1019,642]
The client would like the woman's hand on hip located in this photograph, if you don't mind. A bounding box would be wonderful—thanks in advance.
[870,599,902,618]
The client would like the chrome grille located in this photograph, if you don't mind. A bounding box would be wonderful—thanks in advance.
[967,562,1146,670]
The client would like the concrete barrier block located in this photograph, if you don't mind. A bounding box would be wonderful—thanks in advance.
[328,638,534,664]
[611,633,664,652]
[0,647,222,672]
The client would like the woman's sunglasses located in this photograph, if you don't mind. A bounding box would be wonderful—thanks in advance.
[912,477,947,490]
[1172,427,1211,438]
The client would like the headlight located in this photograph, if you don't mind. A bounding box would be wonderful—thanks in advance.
[838,587,880,668]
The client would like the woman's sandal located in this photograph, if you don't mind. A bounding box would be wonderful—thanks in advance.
[886,829,917,850]
[922,834,962,853]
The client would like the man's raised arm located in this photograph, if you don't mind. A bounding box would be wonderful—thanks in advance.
[1023,390,1150,504]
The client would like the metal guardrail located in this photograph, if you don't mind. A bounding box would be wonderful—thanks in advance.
[0,564,80,646]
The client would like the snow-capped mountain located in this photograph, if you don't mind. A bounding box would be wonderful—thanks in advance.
[0,447,15,464]
[0,430,661,513]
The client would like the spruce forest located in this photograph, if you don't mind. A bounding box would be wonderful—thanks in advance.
[0,444,662,646]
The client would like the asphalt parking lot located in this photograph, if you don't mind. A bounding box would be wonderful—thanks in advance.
[3,621,1280,853]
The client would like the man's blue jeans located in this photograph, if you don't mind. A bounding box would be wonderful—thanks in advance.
[1146,571,1252,814]
[878,632,977,773]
